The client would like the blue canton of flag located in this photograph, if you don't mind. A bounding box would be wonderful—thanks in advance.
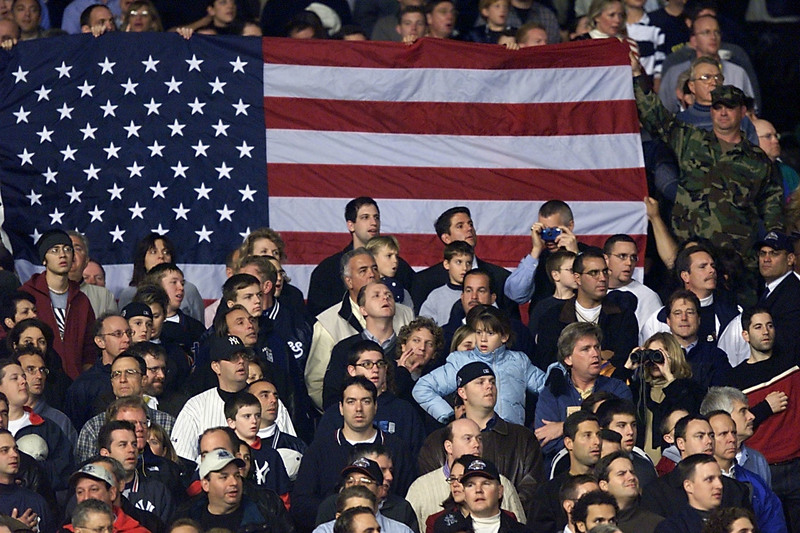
[0,33,268,293]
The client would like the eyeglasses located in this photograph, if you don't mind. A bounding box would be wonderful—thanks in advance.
[102,329,133,339]
[609,253,638,263]
[691,73,724,83]
[558,267,573,273]
[22,366,49,376]
[46,245,73,255]
[344,476,376,486]
[758,249,786,258]
[576,268,609,278]
[111,368,142,380]
[446,476,463,485]
[354,360,388,370]
[758,133,780,141]
[129,9,149,15]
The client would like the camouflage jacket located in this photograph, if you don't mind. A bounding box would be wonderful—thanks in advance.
[634,79,782,259]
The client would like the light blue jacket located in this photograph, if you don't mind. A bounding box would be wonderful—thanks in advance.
[412,345,546,425]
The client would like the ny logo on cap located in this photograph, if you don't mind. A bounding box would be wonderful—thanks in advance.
[766,232,778,240]
[468,460,486,470]
[229,336,241,345]
[352,458,371,468]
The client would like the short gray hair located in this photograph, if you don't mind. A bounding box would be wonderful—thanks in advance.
[340,247,373,281]
[700,386,748,415]
[72,499,114,528]
[557,322,603,367]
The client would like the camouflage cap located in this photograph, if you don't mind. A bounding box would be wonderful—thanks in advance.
[711,85,745,108]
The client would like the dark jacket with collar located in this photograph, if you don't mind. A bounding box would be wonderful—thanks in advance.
[291,428,415,533]
[535,296,639,372]
[615,499,664,533]
[653,505,705,533]
[16,408,75,492]
[417,415,544,519]
[761,271,800,354]
[641,465,752,518]
[307,243,415,318]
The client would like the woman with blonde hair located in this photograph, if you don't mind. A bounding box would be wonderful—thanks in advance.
[122,0,163,31]
[625,331,705,462]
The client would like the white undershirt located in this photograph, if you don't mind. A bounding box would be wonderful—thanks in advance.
[471,513,501,533]
[575,302,602,324]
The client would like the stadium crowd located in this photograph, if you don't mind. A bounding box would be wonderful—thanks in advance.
[2,0,800,532]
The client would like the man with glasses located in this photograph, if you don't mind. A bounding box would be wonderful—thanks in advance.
[75,353,175,462]
[603,235,661,333]
[536,249,639,372]
[675,57,758,144]
[22,228,96,380]
[755,119,800,199]
[657,15,759,115]
[65,314,132,429]
[0,358,74,492]
[16,345,77,447]
[318,340,424,456]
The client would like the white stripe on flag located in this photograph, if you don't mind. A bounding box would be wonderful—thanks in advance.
[268,199,647,236]
[266,130,644,169]
[263,64,633,103]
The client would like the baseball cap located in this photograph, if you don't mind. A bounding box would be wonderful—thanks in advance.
[753,231,794,253]
[121,302,153,320]
[210,334,254,362]
[199,449,245,478]
[36,229,72,262]
[69,463,115,488]
[340,457,384,486]
[711,85,745,108]
[456,362,494,388]
[460,458,500,483]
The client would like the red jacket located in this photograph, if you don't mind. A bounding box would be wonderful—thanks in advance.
[21,273,96,379]
[63,505,151,533]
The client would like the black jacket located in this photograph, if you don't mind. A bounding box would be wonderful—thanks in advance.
[641,466,752,518]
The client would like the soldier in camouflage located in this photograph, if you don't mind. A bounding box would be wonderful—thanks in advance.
[632,56,782,302]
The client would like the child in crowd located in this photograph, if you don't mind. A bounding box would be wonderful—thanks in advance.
[225,392,291,501]
[420,241,474,325]
[147,422,179,463]
[468,0,514,43]
[413,305,546,426]
[529,250,577,340]
[143,263,205,355]
[121,302,154,343]
[206,0,237,32]
[450,325,476,353]
[366,236,413,308]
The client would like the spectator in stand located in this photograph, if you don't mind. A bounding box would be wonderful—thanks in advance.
[21,229,96,381]
[647,0,689,54]
[121,0,162,30]
[653,454,723,533]
[603,234,662,331]
[142,263,205,353]
[623,333,704,463]
[657,14,759,115]
[622,0,666,87]
[370,0,423,41]
[366,236,414,309]
[419,241,474,326]
[12,0,42,39]
[515,21,547,45]
[467,0,515,44]
[595,451,663,533]
[755,119,800,199]
[701,507,757,533]
[67,231,117,318]
[82,260,106,287]
[0,429,52,533]
[118,233,204,323]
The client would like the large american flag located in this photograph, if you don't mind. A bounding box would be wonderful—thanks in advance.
[0,35,647,298]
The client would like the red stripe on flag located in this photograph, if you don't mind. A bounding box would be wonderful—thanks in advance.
[267,164,646,202]
[264,98,641,136]
[282,232,647,268]
[262,37,632,70]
